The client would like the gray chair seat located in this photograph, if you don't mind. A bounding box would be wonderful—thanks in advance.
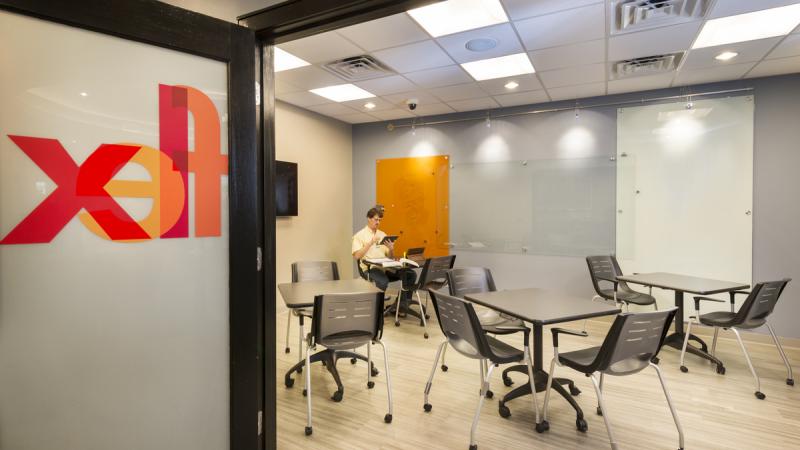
[599,288,656,305]
[486,335,525,364]
[477,309,526,334]
[318,330,374,350]
[699,311,764,329]
[558,346,601,373]
[293,307,313,317]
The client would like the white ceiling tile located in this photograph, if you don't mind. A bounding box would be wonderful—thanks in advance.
[478,73,542,95]
[538,63,606,88]
[502,0,602,21]
[277,65,344,90]
[514,3,605,51]
[411,103,457,117]
[336,13,429,51]
[447,97,500,112]
[383,90,442,107]
[435,23,525,63]
[493,90,550,107]
[341,97,396,112]
[708,0,800,19]
[608,22,703,61]
[275,77,301,95]
[746,55,800,78]
[673,62,756,85]
[307,103,360,116]
[404,65,473,88]
[370,109,416,120]
[607,73,675,95]
[334,112,380,124]
[546,82,606,101]
[529,39,605,71]
[682,37,782,70]
[277,90,331,108]
[768,34,800,59]
[372,40,454,73]
[278,32,365,64]
[353,75,417,95]
[428,83,488,102]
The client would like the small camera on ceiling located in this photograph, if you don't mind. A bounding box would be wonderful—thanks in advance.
[406,98,418,111]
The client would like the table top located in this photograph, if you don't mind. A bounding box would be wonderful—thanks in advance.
[278,278,381,308]
[464,288,620,325]
[616,272,749,295]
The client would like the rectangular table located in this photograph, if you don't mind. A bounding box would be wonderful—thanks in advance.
[464,288,620,431]
[278,278,381,400]
[615,272,749,366]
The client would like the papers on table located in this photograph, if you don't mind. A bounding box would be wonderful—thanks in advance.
[365,257,420,268]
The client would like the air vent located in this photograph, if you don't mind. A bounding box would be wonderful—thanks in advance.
[322,55,394,81]
[612,52,683,79]
[610,0,710,34]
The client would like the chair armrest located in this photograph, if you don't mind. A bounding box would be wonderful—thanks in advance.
[693,296,726,311]
[731,290,750,296]
[494,325,529,332]
[551,327,588,347]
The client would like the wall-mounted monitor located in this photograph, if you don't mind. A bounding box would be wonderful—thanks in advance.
[275,160,298,216]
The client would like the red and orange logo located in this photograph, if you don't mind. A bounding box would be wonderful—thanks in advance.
[1,84,227,245]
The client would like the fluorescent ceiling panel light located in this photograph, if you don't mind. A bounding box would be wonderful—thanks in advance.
[461,53,535,81]
[274,47,310,72]
[715,51,738,61]
[693,4,800,49]
[504,81,519,90]
[364,102,376,109]
[408,0,508,38]
[309,84,375,102]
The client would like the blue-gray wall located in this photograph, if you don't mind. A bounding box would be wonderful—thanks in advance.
[352,74,800,338]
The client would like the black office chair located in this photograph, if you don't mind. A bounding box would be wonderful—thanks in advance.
[679,279,794,399]
[410,254,457,339]
[424,290,537,450]
[303,292,392,436]
[586,255,658,311]
[287,261,339,355]
[540,308,684,450]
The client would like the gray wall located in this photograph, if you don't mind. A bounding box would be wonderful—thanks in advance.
[353,74,800,338]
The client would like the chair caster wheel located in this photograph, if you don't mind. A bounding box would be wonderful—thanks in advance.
[651,356,660,365]
[384,414,392,423]
[716,365,726,375]
[503,377,513,387]
[596,406,603,416]
[371,366,380,377]
[285,378,294,388]
[424,333,429,339]
[680,366,688,373]
[576,417,588,432]
[302,389,307,397]
[569,385,581,396]
[332,390,343,402]
[285,347,290,354]
[297,367,303,373]
[351,358,357,364]
[485,390,494,399]
[535,420,549,433]
[441,365,448,372]
[424,403,432,412]
[425,314,430,319]
[755,391,766,400]
[469,445,477,450]
[787,378,795,386]
[395,321,400,327]
[367,381,375,389]
[498,404,511,418]
[305,426,312,436]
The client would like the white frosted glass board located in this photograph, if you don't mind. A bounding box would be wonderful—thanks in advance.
[450,157,615,256]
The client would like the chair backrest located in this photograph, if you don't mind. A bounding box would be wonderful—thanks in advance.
[311,292,384,349]
[447,267,496,297]
[405,247,426,266]
[594,308,677,376]
[734,279,791,328]
[586,255,633,295]
[291,260,339,283]
[418,255,457,289]
[428,290,490,360]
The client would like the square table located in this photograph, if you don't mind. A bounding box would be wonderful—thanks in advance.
[279,278,382,400]
[464,288,620,431]
[615,272,749,367]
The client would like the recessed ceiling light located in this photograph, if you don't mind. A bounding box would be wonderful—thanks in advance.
[461,53,535,81]
[692,4,800,49]
[309,84,375,102]
[364,102,376,109]
[465,38,498,52]
[504,81,519,90]
[407,0,508,38]
[274,47,310,72]
[715,51,738,61]
[79,92,88,97]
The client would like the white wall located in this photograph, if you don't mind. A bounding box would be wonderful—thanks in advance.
[275,101,353,314]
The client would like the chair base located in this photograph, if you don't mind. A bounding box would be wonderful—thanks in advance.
[788,378,795,386]
[498,368,586,431]
[285,348,378,401]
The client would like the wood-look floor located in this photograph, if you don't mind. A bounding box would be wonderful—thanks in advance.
[276,302,800,450]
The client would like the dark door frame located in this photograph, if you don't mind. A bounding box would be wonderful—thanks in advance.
[0,1,263,450]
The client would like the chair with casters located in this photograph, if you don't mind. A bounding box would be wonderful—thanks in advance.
[679,279,794,400]
[302,291,392,436]
[286,261,339,357]
[586,255,658,311]
[444,267,528,395]
[423,290,537,450]
[541,308,683,450]
[410,254,457,339]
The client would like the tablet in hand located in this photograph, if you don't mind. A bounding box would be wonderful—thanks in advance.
[379,235,398,245]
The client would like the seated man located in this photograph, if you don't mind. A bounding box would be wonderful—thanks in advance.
[352,206,415,292]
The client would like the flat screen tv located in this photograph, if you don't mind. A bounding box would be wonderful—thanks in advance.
[275,160,298,216]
